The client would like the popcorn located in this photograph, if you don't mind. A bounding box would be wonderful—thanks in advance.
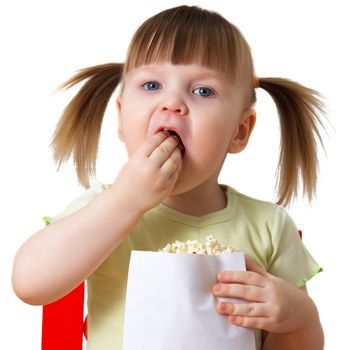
[159,235,236,255]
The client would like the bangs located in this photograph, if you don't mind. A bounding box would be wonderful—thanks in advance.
[124,6,253,82]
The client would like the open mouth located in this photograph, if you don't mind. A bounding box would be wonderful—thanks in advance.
[160,128,185,155]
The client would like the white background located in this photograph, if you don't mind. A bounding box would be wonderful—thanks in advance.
[1,0,349,348]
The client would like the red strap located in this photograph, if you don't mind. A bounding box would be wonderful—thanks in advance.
[83,315,88,340]
[42,282,85,350]
[298,230,302,239]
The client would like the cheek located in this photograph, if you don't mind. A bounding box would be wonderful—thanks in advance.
[123,126,146,155]
[187,129,231,175]
[194,119,235,154]
[119,112,148,156]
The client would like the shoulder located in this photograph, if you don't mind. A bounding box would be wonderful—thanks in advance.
[226,186,279,218]
[225,185,296,233]
[45,181,108,224]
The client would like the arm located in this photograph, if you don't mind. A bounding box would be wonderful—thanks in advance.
[262,286,324,350]
[12,131,182,305]
[212,256,324,349]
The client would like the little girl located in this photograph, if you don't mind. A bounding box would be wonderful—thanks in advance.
[12,5,325,350]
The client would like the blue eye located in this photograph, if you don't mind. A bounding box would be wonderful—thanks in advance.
[143,81,161,91]
[193,87,215,97]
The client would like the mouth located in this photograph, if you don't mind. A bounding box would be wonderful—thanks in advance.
[158,128,185,155]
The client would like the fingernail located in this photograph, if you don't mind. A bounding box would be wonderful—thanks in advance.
[171,134,180,142]
[218,302,226,312]
[216,272,222,280]
[229,315,237,323]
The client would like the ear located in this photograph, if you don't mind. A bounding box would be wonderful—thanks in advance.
[227,108,256,154]
[116,96,124,141]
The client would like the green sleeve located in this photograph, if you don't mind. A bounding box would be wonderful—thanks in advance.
[267,205,322,288]
[42,181,108,226]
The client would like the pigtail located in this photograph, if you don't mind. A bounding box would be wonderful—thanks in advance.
[258,77,326,206]
[51,63,123,188]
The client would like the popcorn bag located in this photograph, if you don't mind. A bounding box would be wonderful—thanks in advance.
[122,237,256,350]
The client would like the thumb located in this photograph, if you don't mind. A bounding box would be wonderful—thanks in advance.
[245,255,268,277]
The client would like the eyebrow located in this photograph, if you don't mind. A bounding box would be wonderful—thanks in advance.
[131,65,223,80]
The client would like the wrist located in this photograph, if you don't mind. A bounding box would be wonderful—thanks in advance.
[294,293,321,333]
[284,295,323,349]
[108,181,147,217]
[263,292,323,350]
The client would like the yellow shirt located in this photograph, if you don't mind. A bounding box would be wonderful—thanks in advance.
[45,182,322,350]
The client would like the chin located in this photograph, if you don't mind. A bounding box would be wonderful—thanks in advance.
[169,179,189,197]
[170,177,201,197]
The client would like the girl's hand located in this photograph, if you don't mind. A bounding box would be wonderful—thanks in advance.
[212,255,315,334]
[111,131,183,214]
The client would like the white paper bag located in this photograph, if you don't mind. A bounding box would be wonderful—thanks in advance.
[122,250,255,350]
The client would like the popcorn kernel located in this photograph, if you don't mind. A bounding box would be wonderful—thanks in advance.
[159,236,236,255]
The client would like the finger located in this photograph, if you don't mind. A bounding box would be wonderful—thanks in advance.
[217,270,266,287]
[213,283,266,302]
[245,255,268,277]
[228,315,270,330]
[136,131,170,157]
[217,301,269,318]
[149,135,181,164]
[167,157,183,186]
[160,146,182,175]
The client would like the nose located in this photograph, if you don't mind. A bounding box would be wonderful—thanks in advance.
[159,98,188,115]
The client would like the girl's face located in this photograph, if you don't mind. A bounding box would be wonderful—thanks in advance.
[117,63,255,195]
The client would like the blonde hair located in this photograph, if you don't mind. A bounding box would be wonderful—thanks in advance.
[51,5,325,206]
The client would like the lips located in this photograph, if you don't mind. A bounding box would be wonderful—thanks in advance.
[157,127,185,155]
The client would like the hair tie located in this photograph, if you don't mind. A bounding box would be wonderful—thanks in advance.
[253,75,259,89]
